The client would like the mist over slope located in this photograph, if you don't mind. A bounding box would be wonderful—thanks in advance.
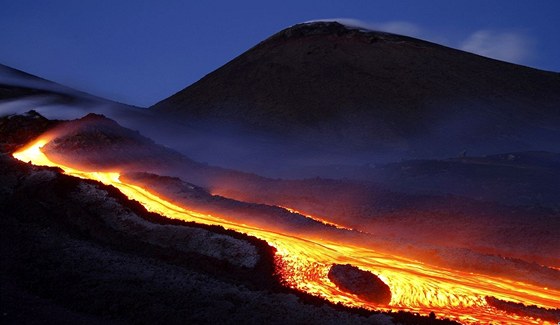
[0,64,97,101]
[0,63,174,152]
[0,64,124,116]
[152,21,560,171]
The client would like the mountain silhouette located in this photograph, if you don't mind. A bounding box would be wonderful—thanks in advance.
[153,21,560,160]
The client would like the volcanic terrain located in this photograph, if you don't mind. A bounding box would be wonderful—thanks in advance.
[1,21,559,325]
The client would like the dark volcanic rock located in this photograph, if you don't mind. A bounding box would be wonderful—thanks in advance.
[43,113,192,173]
[485,296,560,323]
[0,110,59,154]
[328,264,391,305]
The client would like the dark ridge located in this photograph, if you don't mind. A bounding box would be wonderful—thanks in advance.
[0,83,56,100]
[0,63,134,107]
[0,110,60,154]
[43,113,193,172]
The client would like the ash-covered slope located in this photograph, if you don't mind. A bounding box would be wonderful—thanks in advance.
[153,21,560,159]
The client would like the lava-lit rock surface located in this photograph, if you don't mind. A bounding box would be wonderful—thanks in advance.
[328,264,392,305]
[0,156,398,324]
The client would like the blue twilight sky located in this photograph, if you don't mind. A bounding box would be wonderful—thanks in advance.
[0,0,559,107]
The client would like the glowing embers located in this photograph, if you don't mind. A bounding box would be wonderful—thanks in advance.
[12,137,560,325]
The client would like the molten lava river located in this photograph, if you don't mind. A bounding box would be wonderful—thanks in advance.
[13,137,559,325]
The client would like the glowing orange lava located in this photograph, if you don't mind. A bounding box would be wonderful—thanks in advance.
[13,137,560,325]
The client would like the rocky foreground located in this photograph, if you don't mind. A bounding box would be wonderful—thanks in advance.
[0,155,393,324]
[0,113,460,324]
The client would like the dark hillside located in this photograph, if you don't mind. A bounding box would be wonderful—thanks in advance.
[153,22,560,159]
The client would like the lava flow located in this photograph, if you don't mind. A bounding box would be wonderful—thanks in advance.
[13,137,560,325]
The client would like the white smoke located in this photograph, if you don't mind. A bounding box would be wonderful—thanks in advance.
[0,64,77,95]
[460,30,534,65]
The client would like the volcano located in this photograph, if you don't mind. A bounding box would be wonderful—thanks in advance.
[152,22,560,161]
